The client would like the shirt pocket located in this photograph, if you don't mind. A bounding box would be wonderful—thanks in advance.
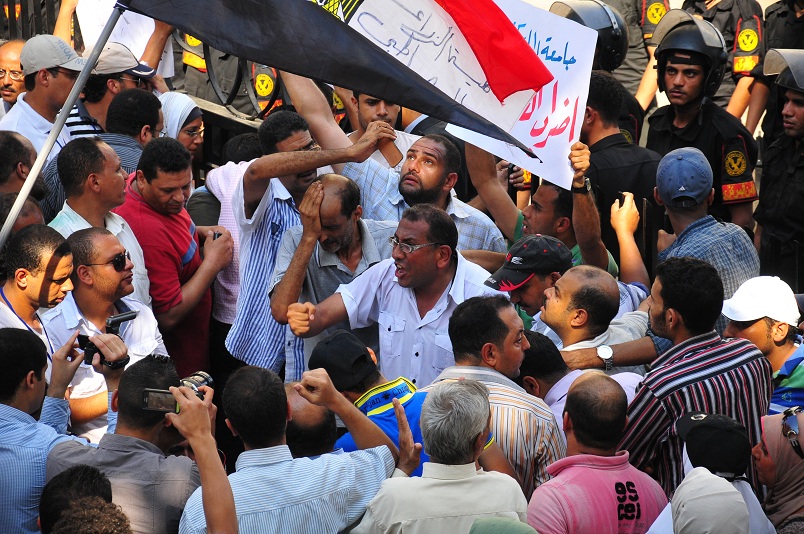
[377,311,406,366]
[432,333,455,374]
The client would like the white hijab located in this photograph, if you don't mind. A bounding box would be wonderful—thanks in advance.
[159,92,199,139]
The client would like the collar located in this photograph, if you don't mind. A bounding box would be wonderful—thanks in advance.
[546,450,631,477]
[17,92,56,130]
[652,101,707,141]
[235,445,294,471]
[448,253,473,303]
[75,100,102,129]
[405,114,428,133]
[421,462,479,480]
[673,215,718,243]
[589,133,630,152]
[544,369,585,406]
[0,402,35,423]
[434,365,526,392]
[99,433,165,455]
[318,219,383,268]
[778,344,804,379]
[354,377,417,416]
[270,177,293,202]
[99,133,143,151]
[652,330,721,367]
[59,202,128,234]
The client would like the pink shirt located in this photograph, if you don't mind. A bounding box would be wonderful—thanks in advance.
[528,451,667,534]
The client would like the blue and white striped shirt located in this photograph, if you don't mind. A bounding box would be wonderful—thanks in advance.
[342,160,506,253]
[226,162,303,372]
[179,445,395,534]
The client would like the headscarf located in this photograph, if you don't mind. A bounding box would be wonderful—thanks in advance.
[762,411,804,526]
[158,92,201,139]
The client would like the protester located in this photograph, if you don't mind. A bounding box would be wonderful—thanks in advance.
[159,92,204,156]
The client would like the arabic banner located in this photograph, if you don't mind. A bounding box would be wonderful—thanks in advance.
[447,0,596,189]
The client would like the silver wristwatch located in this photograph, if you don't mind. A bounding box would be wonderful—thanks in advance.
[597,345,614,372]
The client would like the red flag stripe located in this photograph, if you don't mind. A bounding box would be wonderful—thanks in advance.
[434,0,554,102]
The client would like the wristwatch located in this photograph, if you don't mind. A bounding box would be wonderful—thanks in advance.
[597,345,613,372]
[571,177,591,194]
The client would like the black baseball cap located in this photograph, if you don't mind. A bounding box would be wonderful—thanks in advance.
[677,411,751,479]
[308,330,376,391]
[485,235,572,291]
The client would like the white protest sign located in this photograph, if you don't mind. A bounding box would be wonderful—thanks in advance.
[448,0,596,189]
[343,0,535,131]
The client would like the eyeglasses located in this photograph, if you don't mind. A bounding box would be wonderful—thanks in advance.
[181,126,204,139]
[85,251,131,272]
[782,406,803,459]
[119,75,146,88]
[0,68,23,81]
[388,235,438,254]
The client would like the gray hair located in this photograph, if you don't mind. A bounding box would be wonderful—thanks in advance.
[420,380,490,465]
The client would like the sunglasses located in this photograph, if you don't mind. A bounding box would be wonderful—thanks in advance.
[85,251,131,272]
[782,406,803,459]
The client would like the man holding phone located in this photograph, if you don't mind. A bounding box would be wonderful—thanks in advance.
[46,355,213,534]
[43,227,167,442]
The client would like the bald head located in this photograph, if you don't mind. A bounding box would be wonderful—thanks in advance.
[0,40,25,105]
[567,266,619,335]
[284,383,337,458]
[317,174,362,253]
[565,372,627,451]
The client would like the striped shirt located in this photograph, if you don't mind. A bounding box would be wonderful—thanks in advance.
[226,164,302,372]
[619,331,772,496]
[342,160,506,253]
[770,344,804,415]
[65,101,104,138]
[179,445,395,534]
[428,366,566,499]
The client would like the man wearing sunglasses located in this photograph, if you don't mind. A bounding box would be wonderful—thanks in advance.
[722,276,804,416]
[42,227,166,442]
[0,39,25,119]
[0,35,86,165]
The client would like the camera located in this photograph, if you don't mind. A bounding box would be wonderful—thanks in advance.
[80,310,139,368]
[141,371,215,413]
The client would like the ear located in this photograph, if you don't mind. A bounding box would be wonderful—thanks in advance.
[522,376,540,397]
[570,308,588,328]
[14,268,29,289]
[38,69,50,87]
[111,389,119,412]
[135,169,148,186]
[443,172,459,191]
[584,106,595,124]
[16,161,29,179]
[137,125,151,146]
[86,172,103,194]
[563,411,572,432]
[435,245,453,269]
[666,307,681,331]
[225,418,239,437]
[706,188,715,206]
[286,400,292,422]
[107,78,122,96]
[25,369,37,391]
[555,216,572,235]
[549,272,562,285]
[353,205,363,221]
[771,322,789,343]
[653,187,664,206]
[480,342,497,367]
[351,95,358,108]
[76,264,94,286]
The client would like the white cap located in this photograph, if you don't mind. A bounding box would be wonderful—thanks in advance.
[672,467,749,534]
[20,34,87,76]
[87,42,156,78]
[722,276,800,326]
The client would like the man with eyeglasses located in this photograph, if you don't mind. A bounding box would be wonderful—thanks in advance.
[0,35,86,165]
[0,39,25,119]
[722,276,804,416]
[288,204,503,388]
[48,137,151,306]
[42,227,166,442]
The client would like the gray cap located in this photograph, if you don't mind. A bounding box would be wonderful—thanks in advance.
[88,42,156,78]
[20,34,87,76]
[656,147,713,208]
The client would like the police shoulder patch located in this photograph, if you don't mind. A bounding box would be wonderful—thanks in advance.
[725,150,747,177]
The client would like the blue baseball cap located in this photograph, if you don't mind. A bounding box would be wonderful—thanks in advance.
[656,147,713,208]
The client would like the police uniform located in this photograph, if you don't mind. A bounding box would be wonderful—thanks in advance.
[682,0,764,109]
[647,98,758,223]
[587,132,662,264]
[754,135,804,286]
[607,0,670,96]
[620,89,645,144]
[758,0,804,150]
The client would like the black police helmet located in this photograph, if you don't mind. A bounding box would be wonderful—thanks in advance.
[764,49,804,93]
[550,0,628,72]
[652,9,727,98]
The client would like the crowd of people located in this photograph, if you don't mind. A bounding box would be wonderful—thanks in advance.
[0,0,803,532]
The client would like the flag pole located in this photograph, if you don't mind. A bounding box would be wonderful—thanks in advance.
[0,2,127,251]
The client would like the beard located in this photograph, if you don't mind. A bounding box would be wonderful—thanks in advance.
[398,173,446,206]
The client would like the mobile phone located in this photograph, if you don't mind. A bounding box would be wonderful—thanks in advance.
[141,388,179,413]
[617,191,626,208]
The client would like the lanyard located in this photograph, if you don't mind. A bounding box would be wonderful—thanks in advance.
[0,287,55,358]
